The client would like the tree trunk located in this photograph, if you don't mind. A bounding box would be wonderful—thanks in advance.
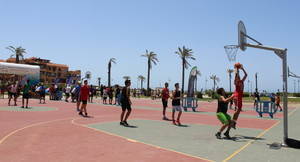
[229,73,232,92]
[141,80,143,89]
[147,59,150,96]
[16,55,19,63]
[213,79,216,91]
[108,63,111,87]
[181,58,185,94]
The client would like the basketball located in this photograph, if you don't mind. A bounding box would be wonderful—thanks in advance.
[234,62,242,69]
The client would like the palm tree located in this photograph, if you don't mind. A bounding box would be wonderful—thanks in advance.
[141,50,158,96]
[108,58,116,87]
[138,75,146,89]
[227,69,234,92]
[175,46,196,93]
[123,76,131,81]
[210,75,220,92]
[6,46,26,63]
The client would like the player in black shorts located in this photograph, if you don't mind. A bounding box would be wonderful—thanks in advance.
[120,80,132,126]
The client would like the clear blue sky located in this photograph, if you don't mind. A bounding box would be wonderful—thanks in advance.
[1,0,299,92]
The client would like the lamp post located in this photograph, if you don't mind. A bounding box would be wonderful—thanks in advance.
[255,73,258,93]
[98,77,101,87]
[298,79,300,93]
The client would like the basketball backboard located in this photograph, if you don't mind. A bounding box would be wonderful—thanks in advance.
[238,21,247,51]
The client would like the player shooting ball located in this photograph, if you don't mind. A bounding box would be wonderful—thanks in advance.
[231,62,247,129]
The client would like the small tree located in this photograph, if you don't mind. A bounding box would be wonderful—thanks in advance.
[210,75,220,92]
[6,46,26,63]
[141,50,158,96]
[138,75,146,89]
[175,46,196,93]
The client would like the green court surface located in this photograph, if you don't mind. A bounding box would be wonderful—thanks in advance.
[229,108,300,162]
[0,106,57,112]
[88,119,263,162]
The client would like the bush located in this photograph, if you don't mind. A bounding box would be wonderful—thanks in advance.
[196,92,203,98]
[293,93,300,97]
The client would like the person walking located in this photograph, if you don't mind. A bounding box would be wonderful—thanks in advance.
[171,83,183,126]
[120,80,132,126]
[74,81,81,111]
[161,82,170,120]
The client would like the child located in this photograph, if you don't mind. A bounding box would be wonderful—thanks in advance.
[171,83,183,125]
[232,63,247,129]
[275,93,283,112]
[215,88,235,139]
[120,80,132,126]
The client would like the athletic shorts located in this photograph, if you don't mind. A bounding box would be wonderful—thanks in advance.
[276,103,280,106]
[75,95,80,102]
[234,95,243,109]
[121,102,131,111]
[81,100,87,104]
[65,93,70,97]
[39,93,45,97]
[23,93,30,99]
[172,105,182,112]
[162,99,168,108]
[217,112,231,125]
[9,93,17,97]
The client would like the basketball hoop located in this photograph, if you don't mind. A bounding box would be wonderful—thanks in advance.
[224,45,239,62]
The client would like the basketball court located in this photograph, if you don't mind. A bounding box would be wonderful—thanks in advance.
[0,97,299,162]
[1,21,299,162]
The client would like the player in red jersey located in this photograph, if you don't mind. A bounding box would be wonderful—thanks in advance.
[161,82,170,120]
[231,63,247,129]
[79,80,90,117]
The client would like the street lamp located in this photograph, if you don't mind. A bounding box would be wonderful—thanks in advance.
[255,72,258,93]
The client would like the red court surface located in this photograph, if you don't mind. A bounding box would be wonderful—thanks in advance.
[0,98,293,162]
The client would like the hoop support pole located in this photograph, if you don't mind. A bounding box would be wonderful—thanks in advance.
[244,42,288,146]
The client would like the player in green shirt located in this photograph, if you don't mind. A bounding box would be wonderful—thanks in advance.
[22,80,31,108]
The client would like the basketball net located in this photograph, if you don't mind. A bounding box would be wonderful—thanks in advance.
[224,45,239,62]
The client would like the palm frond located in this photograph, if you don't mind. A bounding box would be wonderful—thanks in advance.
[109,58,116,64]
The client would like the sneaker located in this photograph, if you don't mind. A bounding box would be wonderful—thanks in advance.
[176,120,182,126]
[231,121,237,130]
[172,120,176,125]
[78,111,83,116]
[120,121,125,125]
[224,132,232,139]
[215,132,221,139]
[123,121,129,126]
[21,106,24,108]
[162,117,168,120]
[84,112,88,117]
